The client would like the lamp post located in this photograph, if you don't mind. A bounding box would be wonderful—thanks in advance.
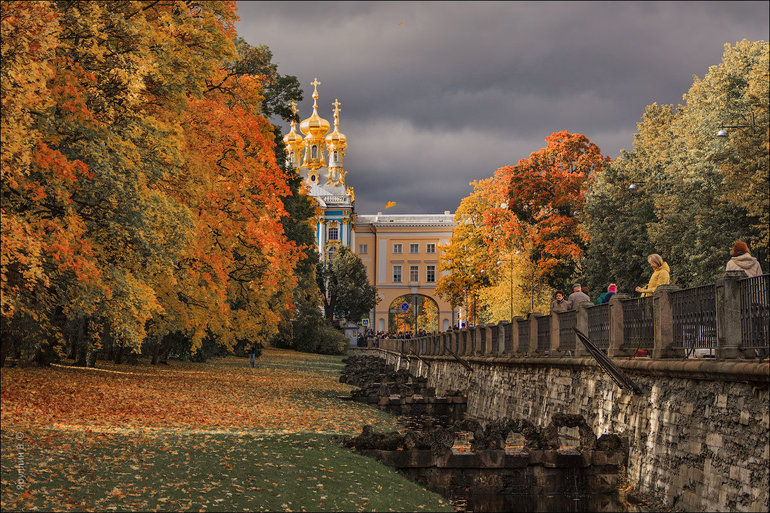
[499,203,514,322]
[716,112,757,137]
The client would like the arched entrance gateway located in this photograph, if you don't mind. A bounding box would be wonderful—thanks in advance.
[388,294,439,334]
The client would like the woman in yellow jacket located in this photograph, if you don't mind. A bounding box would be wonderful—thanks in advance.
[635,254,670,297]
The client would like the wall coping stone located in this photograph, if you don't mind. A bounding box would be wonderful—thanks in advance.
[368,348,770,383]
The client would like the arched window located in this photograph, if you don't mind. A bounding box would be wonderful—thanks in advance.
[333,150,338,162]
[328,226,339,240]
[311,145,318,159]
[327,245,337,260]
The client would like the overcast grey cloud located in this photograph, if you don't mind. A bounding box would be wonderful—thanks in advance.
[234,1,769,215]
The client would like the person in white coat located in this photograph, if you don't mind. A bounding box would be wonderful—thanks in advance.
[726,241,763,278]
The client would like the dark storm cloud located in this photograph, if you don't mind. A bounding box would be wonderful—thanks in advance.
[234,1,769,215]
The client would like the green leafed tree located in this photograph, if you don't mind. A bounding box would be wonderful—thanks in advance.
[584,40,768,290]
[318,246,378,324]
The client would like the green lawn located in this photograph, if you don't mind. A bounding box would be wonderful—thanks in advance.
[1,350,454,512]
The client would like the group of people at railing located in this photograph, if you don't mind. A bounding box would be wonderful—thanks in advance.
[368,242,767,358]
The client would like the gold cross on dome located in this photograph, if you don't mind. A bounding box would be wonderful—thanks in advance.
[290,100,298,117]
[311,77,321,89]
[332,98,341,114]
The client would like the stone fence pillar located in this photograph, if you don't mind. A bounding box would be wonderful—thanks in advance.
[608,294,630,357]
[575,303,591,357]
[549,313,561,356]
[653,285,680,359]
[716,270,747,359]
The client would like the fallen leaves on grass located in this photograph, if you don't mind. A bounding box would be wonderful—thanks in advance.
[1,349,393,434]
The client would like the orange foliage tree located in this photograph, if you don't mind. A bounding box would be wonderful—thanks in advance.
[1,1,302,365]
[489,131,610,289]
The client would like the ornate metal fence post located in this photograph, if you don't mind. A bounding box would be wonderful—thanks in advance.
[502,321,513,355]
[513,316,526,355]
[487,324,497,355]
[528,313,539,357]
[716,270,747,359]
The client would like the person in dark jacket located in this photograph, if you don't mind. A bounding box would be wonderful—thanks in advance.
[551,291,570,313]
[596,284,617,304]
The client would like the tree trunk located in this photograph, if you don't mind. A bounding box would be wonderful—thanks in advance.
[114,344,123,364]
[158,333,172,364]
[0,317,11,367]
[75,318,87,367]
[150,336,160,365]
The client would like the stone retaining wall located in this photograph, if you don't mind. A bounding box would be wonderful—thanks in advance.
[373,350,770,512]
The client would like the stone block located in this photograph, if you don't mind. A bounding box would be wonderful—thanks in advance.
[730,465,741,481]
[684,440,703,455]
[680,402,695,416]
[503,452,530,468]
[706,432,723,449]
[477,450,505,468]
[740,410,751,425]
[715,393,728,409]
[442,452,484,468]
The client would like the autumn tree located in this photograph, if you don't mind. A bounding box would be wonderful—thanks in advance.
[1,1,305,365]
[496,132,610,290]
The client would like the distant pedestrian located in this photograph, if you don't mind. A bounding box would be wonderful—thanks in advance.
[248,341,258,368]
[596,284,617,304]
[635,254,670,297]
[567,284,590,309]
[551,291,570,313]
[726,241,763,278]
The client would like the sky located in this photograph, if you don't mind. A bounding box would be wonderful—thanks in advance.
[234,1,769,215]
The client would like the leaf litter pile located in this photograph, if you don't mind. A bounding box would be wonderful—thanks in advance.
[1,349,453,511]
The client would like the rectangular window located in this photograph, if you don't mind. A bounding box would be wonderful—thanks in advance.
[426,265,436,283]
[393,243,403,254]
[393,265,402,283]
[409,265,419,283]
[327,226,339,240]
[358,244,368,254]
[426,243,436,254]
[409,243,419,254]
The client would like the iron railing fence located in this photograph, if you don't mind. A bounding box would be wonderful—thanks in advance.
[518,320,530,353]
[559,310,577,352]
[672,284,716,357]
[622,297,655,352]
[536,315,550,353]
[587,303,610,352]
[739,274,769,355]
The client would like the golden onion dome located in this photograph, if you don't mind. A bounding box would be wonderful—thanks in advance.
[299,78,330,138]
[283,126,303,148]
[325,98,347,150]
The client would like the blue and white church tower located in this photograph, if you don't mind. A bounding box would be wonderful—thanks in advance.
[283,78,355,263]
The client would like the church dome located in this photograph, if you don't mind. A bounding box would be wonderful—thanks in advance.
[283,125,303,150]
[325,98,347,150]
[299,78,330,138]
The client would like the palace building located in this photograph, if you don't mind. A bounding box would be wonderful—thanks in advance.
[284,79,458,333]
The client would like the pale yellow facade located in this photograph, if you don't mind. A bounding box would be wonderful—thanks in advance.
[352,213,458,333]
